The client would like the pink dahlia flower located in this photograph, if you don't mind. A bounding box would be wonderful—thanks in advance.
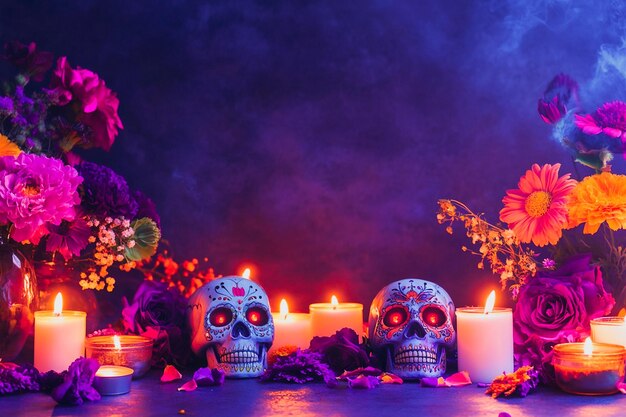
[500,163,577,247]
[575,101,626,139]
[0,153,82,243]
[48,57,123,151]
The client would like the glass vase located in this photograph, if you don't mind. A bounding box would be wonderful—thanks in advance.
[0,241,38,361]
[35,260,101,333]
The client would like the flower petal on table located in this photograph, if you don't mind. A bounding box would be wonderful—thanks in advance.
[445,371,472,387]
[161,365,183,382]
[379,373,403,384]
[177,380,198,392]
[348,375,380,389]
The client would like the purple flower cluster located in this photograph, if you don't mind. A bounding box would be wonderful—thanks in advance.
[77,161,138,219]
[260,349,336,384]
[0,363,41,395]
[50,357,101,405]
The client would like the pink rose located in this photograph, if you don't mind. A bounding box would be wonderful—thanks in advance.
[48,57,123,151]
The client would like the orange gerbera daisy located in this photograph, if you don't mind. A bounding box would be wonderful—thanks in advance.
[500,163,577,247]
[567,172,626,234]
[0,134,21,157]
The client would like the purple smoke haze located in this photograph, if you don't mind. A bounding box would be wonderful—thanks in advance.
[2,1,626,316]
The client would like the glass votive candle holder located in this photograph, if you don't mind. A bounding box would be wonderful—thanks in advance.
[591,316,626,347]
[552,342,626,395]
[86,335,153,378]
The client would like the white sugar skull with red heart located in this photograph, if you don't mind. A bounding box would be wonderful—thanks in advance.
[368,278,455,379]
[188,276,274,378]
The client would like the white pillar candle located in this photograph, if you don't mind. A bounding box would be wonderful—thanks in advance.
[591,316,626,347]
[455,291,513,383]
[34,292,86,372]
[270,299,312,352]
[310,295,363,341]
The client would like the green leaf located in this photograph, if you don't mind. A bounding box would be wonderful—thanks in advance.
[125,217,161,262]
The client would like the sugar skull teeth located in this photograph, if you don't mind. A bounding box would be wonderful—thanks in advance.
[188,276,274,378]
[368,278,456,380]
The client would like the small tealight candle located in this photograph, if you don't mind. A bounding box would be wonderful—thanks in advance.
[553,338,626,396]
[270,299,312,352]
[93,365,134,395]
[590,316,626,347]
[34,292,86,372]
[455,290,513,383]
[86,335,153,378]
[310,295,363,341]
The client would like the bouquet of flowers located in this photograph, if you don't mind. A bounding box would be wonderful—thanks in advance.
[437,73,626,382]
[0,40,161,291]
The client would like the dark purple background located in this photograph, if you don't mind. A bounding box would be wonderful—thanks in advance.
[2,1,626,313]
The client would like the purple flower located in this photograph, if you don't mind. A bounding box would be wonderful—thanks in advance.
[0,362,41,394]
[122,280,190,366]
[48,57,123,151]
[77,161,138,219]
[2,41,54,82]
[260,349,336,384]
[133,190,161,228]
[0,153,81,243]
[513,254,615,382]
[575,101,626,139]
[308,328,369,375]
[0,97,13,113]
[192,367,225,386]
[45,215,91,260]
[537,74,579,124]
[50,358,101,405]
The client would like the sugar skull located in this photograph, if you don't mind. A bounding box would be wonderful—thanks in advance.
[188,276,274,378]
[368,278,455,379]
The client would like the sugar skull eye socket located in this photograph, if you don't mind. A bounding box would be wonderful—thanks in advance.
[421,306,447,327]
[246,306,269,326]
[209,307,233,327]
[383,307,408,327]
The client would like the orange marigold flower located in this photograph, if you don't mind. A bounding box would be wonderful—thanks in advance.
[500,163,577,247]
[0,134,21,157]
[567,172,626,234]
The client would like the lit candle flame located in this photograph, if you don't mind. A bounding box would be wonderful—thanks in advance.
[280,299,289,320]
[483,290,496,315]
[331,295,338,310]
[584,337,593,356]
[113,335,122,352]
[53,292,63,316]
[242,268,251,279]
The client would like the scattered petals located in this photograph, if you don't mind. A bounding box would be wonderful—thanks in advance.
[347,375,380,389]
[192,367,225,387]
[485,366,539,398]
[421,372,472,388]
[617,381,626,394]
[337,367,382,380]
[161,365,182,383]
[379,373,403,384]
[177,380,197,392]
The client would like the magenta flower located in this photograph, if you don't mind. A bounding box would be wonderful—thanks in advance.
[575,101,626,139]
[45,215,91,260]
[48,57,123,151]
[537,74,579,124]
[0,153,82,244]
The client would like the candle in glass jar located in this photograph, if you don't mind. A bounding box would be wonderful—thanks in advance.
[310,295,363,341]
[455,290,513,383]
[85,334,153,378]
[590,316,626,347]
[553,338,626,395]
[270,299,311,352]
[34,292,86,372]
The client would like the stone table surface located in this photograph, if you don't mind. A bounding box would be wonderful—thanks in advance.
[2,369,625,417]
